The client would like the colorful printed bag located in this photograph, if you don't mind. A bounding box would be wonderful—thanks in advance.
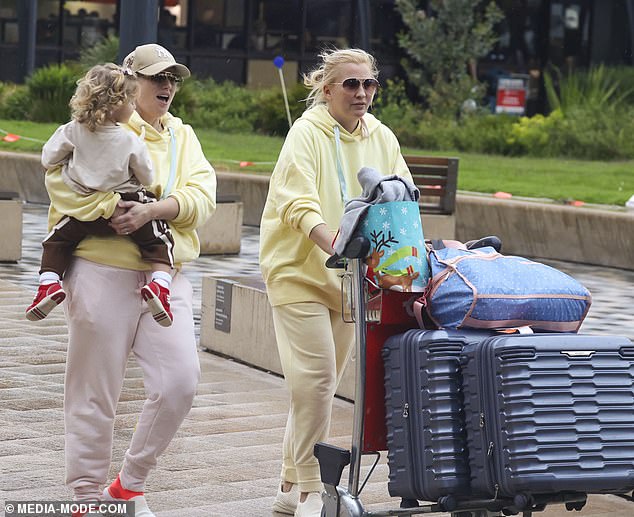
[415,246,592,331]
[360,201,430,292]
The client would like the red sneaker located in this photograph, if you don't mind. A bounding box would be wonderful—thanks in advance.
[141,281,173,327]
[25,282,66,321]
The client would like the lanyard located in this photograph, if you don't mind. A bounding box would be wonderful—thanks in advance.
[333,125,348,204]
[161,127,177,200]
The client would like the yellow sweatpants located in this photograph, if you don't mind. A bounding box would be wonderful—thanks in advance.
[271,302,355,493]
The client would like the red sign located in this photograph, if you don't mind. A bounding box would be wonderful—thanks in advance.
[495,78,527,115]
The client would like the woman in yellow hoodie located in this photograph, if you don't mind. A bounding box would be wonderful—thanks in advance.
[260,48,412,517]
[43,44,216,517]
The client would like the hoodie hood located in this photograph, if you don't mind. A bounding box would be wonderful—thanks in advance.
[300,104,381,140]
[125,111,184,142]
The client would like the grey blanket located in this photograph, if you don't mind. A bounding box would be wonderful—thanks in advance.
[333,167,419,255]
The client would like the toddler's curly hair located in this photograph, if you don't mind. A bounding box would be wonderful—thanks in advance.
[70,63,138,131]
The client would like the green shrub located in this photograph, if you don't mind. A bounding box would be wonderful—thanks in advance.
[252,82,308,136]
[451,113,516,155]
[544,65,631,114]
[169,76,199,121]
[554,106,634,160]
[607,66,634,104]
[534,66,634,159]
[25,64,79,122]
[504,104,634,160]
[78,35,120,71]
[0,83,30,120]
[395,0,502,118]
[372,78,426,146]
[507,110,564,156]
[183,79,257,133]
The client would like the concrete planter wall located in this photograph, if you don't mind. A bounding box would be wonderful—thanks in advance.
[0,151,49,204]
[455,194,634,271]
[199,275,356,400]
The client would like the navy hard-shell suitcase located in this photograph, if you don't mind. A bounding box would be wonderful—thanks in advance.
[461,333,634,499]
[382,329,493,502]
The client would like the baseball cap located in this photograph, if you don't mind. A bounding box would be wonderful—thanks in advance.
[122,43,190,78]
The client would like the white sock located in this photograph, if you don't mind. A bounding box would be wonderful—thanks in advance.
[39,272,60,285]
[152,270,172,289]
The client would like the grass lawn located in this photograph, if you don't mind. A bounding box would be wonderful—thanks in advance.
[403,148,634,206]
[2,119,633,206]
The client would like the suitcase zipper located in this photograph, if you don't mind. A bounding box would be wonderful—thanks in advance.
[403,331,422,498]
[478,338,499,497]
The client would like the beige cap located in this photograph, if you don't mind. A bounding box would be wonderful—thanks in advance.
[122,43,190,78]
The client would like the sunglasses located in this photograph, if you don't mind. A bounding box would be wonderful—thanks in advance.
[145,72,183,85]
[333,78,380,92]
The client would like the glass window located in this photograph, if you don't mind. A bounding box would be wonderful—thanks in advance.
[549,0,591,68]
[61,1,116,48]
[488,0,546,70]
[159,0,189,50]
[305,0,353,52]
[0,0,17,44]
[37,0,60,46]
[250,0,301,53]
[194,0,247,51]
[369,0,404,63]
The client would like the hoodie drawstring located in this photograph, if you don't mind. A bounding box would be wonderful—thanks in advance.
[333,125,348,204]
[162,127,177,200]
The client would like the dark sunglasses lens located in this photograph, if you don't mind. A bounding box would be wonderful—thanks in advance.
[151,73,182,84]
[341,78,378,91]
[363,79,379,90]
[342,78,361,90]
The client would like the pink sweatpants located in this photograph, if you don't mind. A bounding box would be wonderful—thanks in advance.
[62,258,200,500]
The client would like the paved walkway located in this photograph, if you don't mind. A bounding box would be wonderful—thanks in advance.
[1,204,633,516]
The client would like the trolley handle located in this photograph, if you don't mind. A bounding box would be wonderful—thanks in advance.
[325,236,371,269]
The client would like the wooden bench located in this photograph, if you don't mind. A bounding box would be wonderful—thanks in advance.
[404,155,459,215]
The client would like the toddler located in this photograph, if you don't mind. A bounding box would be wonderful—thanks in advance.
[26,63,175,327]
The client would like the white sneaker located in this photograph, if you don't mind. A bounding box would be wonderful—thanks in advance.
[272,483,298,515]
[103,488,155,517]
[294,491,323,517]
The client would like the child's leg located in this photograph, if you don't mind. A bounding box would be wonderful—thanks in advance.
[27,217,109,321]
[120,190,176,271]
[150,263,172,288]
[141,265,174,328]
[118,190,176,327]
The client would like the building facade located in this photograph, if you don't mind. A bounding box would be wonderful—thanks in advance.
[1,1,633,88]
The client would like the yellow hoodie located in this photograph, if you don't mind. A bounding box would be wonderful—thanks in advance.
[259,104,412,310]
[44,111,217,270]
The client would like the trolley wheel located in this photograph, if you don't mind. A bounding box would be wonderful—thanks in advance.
[565,500,585,511]
[438,495,458,512]
[400,498,419,508]
[513,493,534,511]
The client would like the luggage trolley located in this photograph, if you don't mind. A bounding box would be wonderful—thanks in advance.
[314,237,596,517]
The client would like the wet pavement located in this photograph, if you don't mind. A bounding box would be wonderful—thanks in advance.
[0,203,633,516]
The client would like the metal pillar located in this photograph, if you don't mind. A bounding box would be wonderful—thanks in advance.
[118,0,159,63]
[17,0,37,82]
[626,0,634,64]
[356,0,371,51]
